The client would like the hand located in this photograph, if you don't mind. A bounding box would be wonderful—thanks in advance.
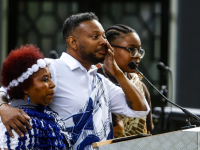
[104,40,123,77]
[0,104,31,138]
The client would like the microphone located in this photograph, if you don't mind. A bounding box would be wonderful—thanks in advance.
[157,62,171,72]
[157,62,173,104]
[49,50,59,59]
[128,61,200,125]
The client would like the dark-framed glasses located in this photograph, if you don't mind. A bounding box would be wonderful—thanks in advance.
[111,45,145,58]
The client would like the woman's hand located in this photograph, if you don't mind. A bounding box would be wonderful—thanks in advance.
[0,104,31,138]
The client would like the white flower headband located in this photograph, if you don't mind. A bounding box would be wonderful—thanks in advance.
[7,58,51,89]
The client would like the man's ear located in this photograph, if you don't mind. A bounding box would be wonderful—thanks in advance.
[67,36,78,51]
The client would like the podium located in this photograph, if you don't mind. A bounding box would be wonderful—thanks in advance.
[93,127,200,150]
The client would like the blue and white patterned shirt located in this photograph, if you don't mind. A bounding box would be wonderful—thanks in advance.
[48,52,150,120]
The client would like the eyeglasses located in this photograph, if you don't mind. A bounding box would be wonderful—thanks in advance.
[111,45,145,58]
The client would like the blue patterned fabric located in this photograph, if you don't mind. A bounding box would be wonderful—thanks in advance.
[5,103,65,150]
[62,74,113,150]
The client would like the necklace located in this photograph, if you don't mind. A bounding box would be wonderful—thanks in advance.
[102,66,120,86]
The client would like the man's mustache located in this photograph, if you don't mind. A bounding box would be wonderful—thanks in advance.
[96,46,108,53]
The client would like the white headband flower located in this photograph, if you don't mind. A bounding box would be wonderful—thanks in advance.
[7,58,51,89]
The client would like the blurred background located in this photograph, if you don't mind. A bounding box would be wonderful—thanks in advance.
[0,0,200,134]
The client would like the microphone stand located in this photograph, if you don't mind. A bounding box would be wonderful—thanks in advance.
[160,85,168,132]
[157,62,173,102]
[129,62,200,129]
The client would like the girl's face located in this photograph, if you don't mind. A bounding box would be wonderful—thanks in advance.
[111,32,142,73]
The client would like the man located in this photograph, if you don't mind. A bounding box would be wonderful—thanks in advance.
[0,12,150,149]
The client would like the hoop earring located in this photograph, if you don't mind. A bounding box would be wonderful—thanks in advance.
[26,94,31,104]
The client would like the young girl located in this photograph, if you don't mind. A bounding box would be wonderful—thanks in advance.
[98,24,154,136]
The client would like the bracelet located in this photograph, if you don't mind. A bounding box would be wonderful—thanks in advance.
[0,102,8,107]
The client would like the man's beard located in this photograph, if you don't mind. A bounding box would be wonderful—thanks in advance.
[79,44,105,65]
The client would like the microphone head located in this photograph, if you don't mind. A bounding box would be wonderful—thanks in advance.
[157,62,167,71]
[49,50,59,59]
[128,61,137,70]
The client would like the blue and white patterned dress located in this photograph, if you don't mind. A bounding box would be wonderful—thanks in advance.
[0,100,66,150]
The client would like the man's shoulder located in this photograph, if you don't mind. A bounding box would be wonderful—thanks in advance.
[48,58,71,78]
[96,72,105,80]
[96,72,116,87]
[47,57,62,63]
[48,58,68,68]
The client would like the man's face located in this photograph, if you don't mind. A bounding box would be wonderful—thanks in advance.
[75,20,107,65]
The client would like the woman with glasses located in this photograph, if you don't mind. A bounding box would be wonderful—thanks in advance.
[97,24,154,137]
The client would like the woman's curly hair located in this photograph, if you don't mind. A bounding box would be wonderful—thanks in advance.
[1,44,44,99]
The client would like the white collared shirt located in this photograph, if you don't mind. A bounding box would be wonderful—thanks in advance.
[0,52,150,119]
[48,52,150,120]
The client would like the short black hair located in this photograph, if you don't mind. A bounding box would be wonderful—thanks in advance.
[105,24,136,43]
[62,12,99,40]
